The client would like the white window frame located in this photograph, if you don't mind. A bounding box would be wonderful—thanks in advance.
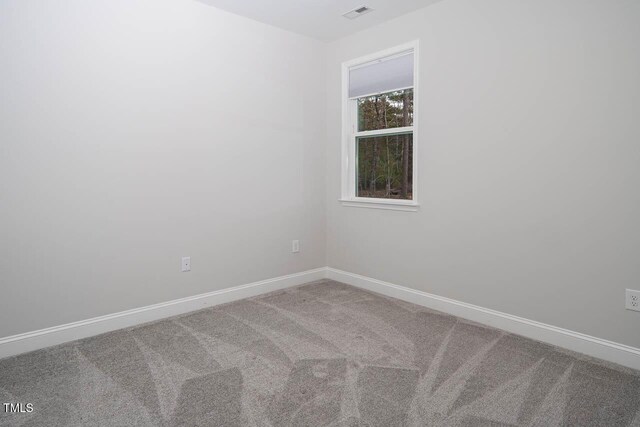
[340,40,419,212]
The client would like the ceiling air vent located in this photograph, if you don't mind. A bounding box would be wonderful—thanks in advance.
[343,6,373,20]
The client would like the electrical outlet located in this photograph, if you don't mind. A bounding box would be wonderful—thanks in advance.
[292,240,300,253]
[626,289,640,311]
[181,256,191,272]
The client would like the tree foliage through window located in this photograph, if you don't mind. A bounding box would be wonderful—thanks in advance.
[356,89,413,199]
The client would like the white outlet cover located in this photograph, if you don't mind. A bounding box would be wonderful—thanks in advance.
[181,256,191,272]
[625,289,640,311]
[292,240,300,253]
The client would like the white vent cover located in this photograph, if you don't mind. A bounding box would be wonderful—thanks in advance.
[343,6,373,19]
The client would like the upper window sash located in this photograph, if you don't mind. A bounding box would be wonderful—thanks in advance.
[356,88,414,132]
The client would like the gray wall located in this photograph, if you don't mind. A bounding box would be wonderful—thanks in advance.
[2,0,639,350]
[0,0,327,337]
[326,0,640,348]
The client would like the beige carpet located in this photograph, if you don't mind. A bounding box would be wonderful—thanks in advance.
[1,279,639,426]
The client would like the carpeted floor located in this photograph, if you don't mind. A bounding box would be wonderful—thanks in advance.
[1,280,639,426]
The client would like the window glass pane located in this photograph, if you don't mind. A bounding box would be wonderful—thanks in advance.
[357,132,413,200]
[357,89,413,132]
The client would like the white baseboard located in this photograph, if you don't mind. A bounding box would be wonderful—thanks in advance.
[326,267,640,371]
[0,268,326,360]
[3,266,639,371]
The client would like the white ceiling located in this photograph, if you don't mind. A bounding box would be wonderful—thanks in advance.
[195,0,443,42]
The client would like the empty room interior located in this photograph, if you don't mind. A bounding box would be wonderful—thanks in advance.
[1,0,640,425]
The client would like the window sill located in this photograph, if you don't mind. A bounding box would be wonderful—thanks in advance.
[339,198,420,212]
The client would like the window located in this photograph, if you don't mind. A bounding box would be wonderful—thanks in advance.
[341,42,419,211]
